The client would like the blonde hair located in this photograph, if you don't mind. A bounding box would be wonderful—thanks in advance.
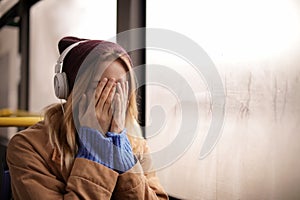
[44,51,142,170]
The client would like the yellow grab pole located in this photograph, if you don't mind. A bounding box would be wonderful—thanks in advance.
[0,117,43,127]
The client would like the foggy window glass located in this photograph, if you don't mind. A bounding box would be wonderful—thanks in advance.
[146,0,300,199]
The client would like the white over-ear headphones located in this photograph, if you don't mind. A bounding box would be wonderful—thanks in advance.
[54,40,87,99]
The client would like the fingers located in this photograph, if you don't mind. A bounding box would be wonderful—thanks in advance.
[116,82,123,104]
[114,93,121,117]
[116,81,129,109]
[124,81,129,105]
[122,81,129,98]
[111,93,122,133]
[96,78,116,110]
[78,94,87,119]
[94,80,128,113]
[103,83,116,116]
[95,78,108,105]
[93,78,129,133]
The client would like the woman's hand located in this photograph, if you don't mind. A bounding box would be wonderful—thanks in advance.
[110,81,128,133]
[79,78,116,134]
[95,78,116,134]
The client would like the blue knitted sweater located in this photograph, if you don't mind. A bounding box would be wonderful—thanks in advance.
[77,127,136,173]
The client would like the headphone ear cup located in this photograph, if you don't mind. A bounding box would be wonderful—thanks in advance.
[54,72,69,99]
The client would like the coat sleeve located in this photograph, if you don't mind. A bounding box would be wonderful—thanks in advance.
[6,134,119,200]
[112,140,169,200]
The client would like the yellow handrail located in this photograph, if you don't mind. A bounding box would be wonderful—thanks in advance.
[0,108,40,117]
[0,117,43,127]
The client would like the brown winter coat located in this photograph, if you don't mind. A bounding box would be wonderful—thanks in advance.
[6,122,168,200]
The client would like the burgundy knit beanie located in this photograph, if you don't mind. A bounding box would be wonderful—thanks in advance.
[58,36,132,93]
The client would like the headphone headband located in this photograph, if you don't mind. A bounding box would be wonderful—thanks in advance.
[55,40,87,74]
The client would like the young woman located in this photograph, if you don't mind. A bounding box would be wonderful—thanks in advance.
[7,36,168,199]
